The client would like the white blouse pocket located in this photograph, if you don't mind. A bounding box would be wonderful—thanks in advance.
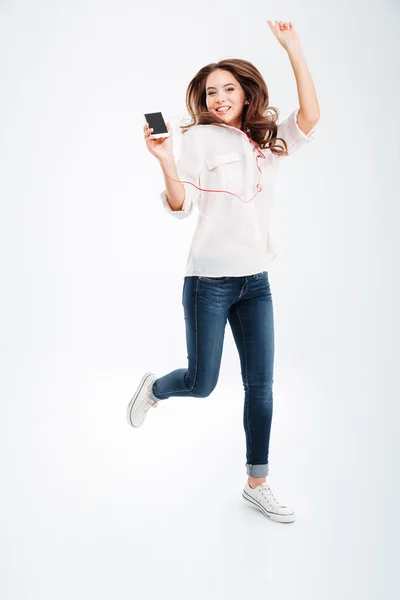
[205,151,242,195]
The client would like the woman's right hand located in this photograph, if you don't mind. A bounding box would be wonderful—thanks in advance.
[144,120,174,162]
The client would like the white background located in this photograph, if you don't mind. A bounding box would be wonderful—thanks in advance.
[1,0,399,598]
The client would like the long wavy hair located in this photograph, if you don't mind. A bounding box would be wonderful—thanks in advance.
[179,58,288,157]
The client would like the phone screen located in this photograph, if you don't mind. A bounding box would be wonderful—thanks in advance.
[144,112,168,135]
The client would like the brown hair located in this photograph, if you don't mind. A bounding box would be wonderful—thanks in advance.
[179,58,288,157]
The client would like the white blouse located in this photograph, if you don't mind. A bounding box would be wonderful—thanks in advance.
[160,108,318,277]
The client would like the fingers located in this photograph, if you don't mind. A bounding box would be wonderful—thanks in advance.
[144,122,154,139]
[143,120,172,144]
[268,20,292,31]
[276,20,291,29]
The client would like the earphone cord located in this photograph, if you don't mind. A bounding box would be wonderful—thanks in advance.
[152,102,265,205]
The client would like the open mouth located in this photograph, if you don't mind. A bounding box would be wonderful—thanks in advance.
[215,107,231,114]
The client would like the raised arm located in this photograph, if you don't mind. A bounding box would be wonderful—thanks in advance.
[267,20,320,134]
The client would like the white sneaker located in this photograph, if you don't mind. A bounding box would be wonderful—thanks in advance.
[127,372,159,428]
[242,480,296,523]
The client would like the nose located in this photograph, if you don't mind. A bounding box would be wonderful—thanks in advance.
[215,94,227,104]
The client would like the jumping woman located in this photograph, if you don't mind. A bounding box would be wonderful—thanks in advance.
[128,20,320,523]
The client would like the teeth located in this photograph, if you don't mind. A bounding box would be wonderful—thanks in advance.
[216,107,230,112]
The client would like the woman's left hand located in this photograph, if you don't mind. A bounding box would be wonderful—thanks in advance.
[267,20,301,51]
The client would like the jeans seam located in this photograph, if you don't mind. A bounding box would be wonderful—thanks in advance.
[234,305,252,462]
[156,277,199,396]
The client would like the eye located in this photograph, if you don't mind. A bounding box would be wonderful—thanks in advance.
[208,87,235,96]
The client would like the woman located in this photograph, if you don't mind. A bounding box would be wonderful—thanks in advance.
[127,21,320,523]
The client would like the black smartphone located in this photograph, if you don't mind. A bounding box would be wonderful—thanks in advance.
[143,112,170,139]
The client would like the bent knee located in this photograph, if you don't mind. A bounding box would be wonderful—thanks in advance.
[189,379,218,398]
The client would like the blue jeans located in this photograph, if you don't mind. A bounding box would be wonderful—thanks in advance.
[152,272,274,478]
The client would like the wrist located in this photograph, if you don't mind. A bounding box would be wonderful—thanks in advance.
[286,42,303,58]
[159,154,175,167]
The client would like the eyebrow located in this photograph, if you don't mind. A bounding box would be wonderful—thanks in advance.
[206,83,236,91]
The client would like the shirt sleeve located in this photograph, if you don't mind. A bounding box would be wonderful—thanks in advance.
[276,107,318,158]
[160,127,202,219]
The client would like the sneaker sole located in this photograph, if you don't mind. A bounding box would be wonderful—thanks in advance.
[127,372,155,428]
[242,490,296,523]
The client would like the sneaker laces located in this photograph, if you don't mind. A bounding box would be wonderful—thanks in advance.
[257,482,287,508]
[132,381,158,416]
[136,388,157,414]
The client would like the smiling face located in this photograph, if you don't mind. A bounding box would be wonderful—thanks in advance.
[205,69,247,130]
